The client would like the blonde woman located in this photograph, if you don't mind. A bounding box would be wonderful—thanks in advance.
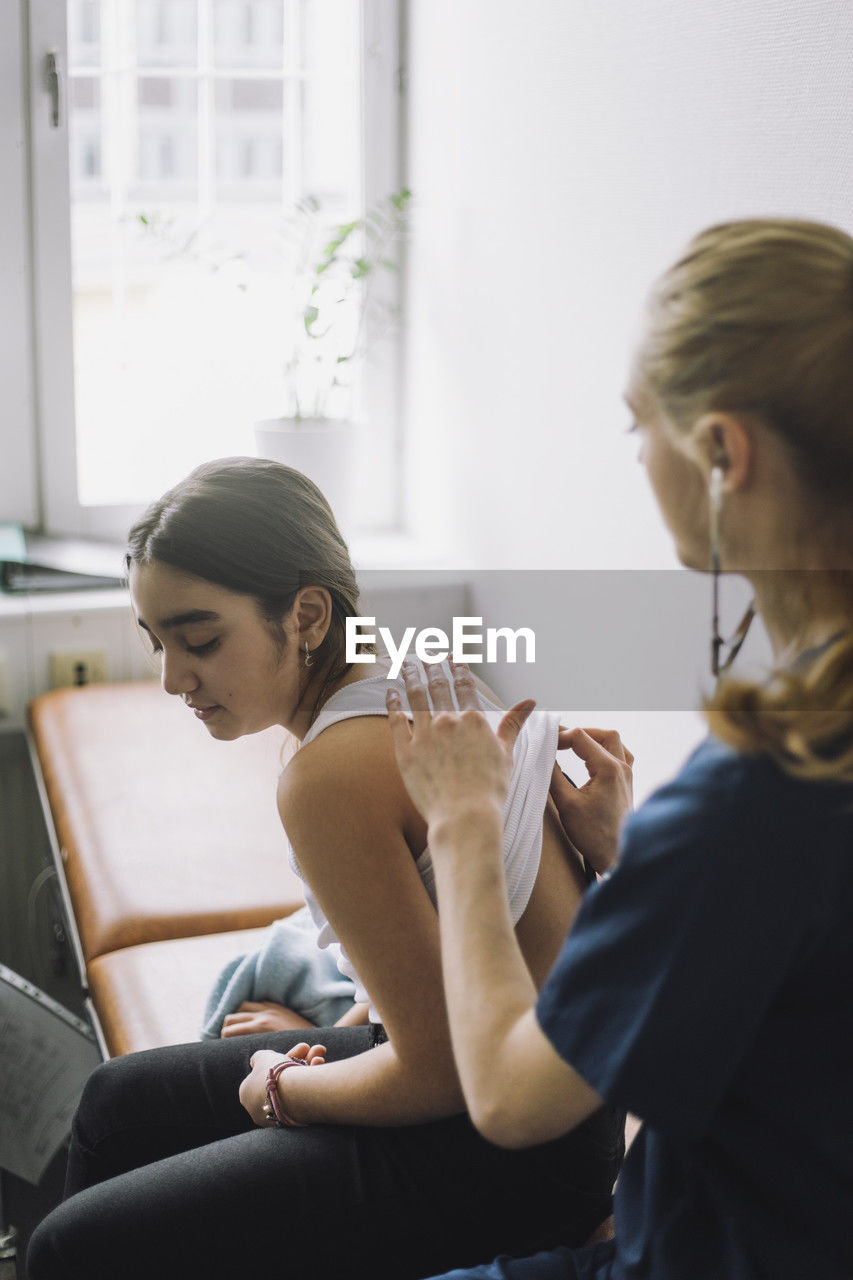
[388,220,853,1280]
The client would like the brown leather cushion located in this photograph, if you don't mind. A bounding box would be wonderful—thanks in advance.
[29,682,306,960]
[87,927,271,1055]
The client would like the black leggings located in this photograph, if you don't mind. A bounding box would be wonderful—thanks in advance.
[27,1027,623,1280]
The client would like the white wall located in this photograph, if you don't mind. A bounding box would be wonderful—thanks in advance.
[402,0,852,791]
[403,0,853,570]
[0,593,158,733]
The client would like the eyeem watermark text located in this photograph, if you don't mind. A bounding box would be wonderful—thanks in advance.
[346,616,536,679]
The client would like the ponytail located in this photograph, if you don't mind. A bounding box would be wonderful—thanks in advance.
[705,631,853,782]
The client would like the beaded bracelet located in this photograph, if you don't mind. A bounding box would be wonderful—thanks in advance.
[263,1056,308,1128]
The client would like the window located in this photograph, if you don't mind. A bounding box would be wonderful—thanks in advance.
[24,0,405,539]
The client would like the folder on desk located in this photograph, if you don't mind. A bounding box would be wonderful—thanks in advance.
[0,525,125,593]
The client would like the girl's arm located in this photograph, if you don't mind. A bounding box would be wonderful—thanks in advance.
[221,997,367,1037]
[245,714,466,1127]
[333,1000,370,1027]
[385,662,630,1149]
[222,1002,315,1035]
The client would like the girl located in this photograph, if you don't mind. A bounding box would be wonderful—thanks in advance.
[388,218,853,1280]
[28,459,624,1280]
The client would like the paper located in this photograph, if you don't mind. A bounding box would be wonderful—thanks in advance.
[0,525,27,563]
[0,964,101,1184]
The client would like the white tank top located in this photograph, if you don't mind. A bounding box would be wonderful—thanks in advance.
[285,665,559,1021]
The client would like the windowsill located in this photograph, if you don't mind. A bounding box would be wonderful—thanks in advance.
[0,531,461,619]
[0,587,131,619]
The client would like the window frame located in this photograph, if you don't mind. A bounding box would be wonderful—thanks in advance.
[25,0,407,540]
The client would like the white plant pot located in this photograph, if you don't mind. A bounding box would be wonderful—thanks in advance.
[253,417,355,533]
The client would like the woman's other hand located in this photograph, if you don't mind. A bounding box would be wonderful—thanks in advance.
[550,728,634,875]
[387,661,536,833]
[239,1043,327,1126]
[221,1001,315,1038]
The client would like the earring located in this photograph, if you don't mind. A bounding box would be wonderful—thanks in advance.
[709,464,755,679]
[304,641,314,668]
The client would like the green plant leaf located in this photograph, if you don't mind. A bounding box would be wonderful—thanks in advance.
[323,221,361,257]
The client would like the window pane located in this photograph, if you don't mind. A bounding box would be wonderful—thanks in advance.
[214,0,285,69]
[67,0,362,508]
[135,0,198,67]
[301,0,360,205]
[215,78,284,199]
[68,78,103,197]
[68,0,101,62]
[135,78,198,196]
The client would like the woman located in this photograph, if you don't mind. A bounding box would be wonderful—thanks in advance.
[387,218,853,1279]
[27,460,624,1280]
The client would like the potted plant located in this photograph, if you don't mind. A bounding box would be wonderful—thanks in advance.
[136,189,411,527]
[253,188,412,526]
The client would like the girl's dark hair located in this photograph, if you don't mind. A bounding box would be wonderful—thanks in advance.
[126,457,367,691]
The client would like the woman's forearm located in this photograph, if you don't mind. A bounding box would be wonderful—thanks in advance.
[385,666,608,1147]
[426,806,603,1148]
[428,808,539,1126]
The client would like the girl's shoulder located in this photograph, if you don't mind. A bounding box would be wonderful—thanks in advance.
[277,711,410,836]
[280,710,395,788]
[302,660,506,750]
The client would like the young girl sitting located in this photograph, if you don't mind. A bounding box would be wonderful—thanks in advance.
[28,457,625,1280]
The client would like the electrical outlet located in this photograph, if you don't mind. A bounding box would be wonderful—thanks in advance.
[49,650,108,689]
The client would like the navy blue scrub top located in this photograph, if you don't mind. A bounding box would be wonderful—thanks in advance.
[536,736,853,1280]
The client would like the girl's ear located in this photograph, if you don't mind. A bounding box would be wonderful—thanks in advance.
[293,587,334,647]
[690,412,753,491]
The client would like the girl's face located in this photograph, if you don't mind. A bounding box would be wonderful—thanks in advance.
[129,560,301,739]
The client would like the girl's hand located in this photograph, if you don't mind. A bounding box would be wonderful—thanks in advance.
[386,661,536,830]
[221,1001,315,1038]
[550,727,634,875]
[238,1043,327,1126]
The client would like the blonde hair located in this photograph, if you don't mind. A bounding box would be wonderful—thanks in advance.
[633,219,853,781]
[705,631,853,782]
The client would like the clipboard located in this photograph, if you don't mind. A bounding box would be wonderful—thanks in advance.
[0,964,101,1185]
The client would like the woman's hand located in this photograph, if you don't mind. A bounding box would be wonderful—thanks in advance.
[550,727,634,875]
[386,661,536,832]
[238,1043,327,1126]
[221,1001,315,1038]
